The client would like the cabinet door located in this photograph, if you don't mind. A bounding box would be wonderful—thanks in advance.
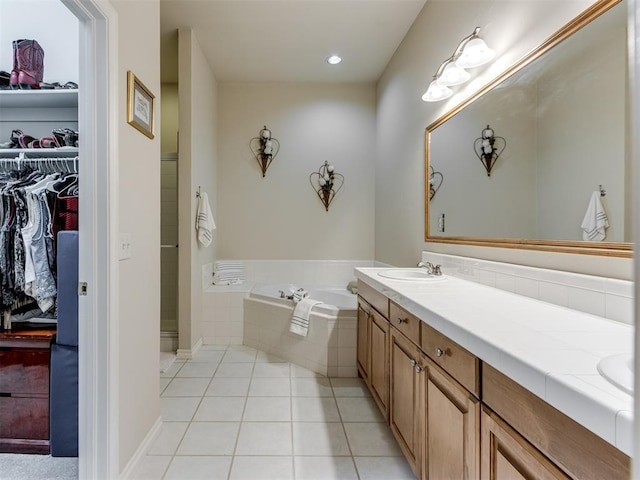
[481,408,571,480]
[423,355,479,480]
[369,310,389,419]
[357,302,371,383]
[389,328,423,477]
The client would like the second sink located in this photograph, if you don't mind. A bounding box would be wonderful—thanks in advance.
[597,353,634,395]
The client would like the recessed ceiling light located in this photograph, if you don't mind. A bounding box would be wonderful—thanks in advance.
[327,55,342,65]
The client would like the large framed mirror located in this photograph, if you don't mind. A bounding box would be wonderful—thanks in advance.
[425,0,632,257]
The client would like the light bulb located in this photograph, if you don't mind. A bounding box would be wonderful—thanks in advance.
[455,37,495,68]
[327,55,342,65]
[436,62,470,86]
[422,80,453,102]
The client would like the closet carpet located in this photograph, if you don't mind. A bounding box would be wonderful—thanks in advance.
[0,454,78,480]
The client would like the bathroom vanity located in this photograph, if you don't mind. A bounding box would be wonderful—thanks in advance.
[355,268,631,480]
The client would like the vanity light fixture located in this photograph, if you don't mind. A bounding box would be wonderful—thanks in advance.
[309,161,344,211]
[327,55,342,65]
[422,27,495,102]
[249,126,280,177]
[473,124,506,176]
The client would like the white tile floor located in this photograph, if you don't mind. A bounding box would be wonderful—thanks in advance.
[132,345,414,480]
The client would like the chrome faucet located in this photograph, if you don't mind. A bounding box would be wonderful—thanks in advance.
[417,261,442,276]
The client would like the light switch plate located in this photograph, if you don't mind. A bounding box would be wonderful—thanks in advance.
[119,233,132,260]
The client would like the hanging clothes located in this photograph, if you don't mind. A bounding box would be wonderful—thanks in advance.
[0,159,78,318]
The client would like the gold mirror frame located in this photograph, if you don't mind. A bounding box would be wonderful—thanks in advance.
[425,0,632,258]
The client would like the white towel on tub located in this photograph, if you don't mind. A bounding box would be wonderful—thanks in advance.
[290,298,323,337]
[581,191,609,241]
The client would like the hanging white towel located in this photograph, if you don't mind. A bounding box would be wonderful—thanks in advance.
[581,191,609,241]
[196,192,216,247]
[290,298,322,337]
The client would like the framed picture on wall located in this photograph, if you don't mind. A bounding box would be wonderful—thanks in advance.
[127,71,155,139]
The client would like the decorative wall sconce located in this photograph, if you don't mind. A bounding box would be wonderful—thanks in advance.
[249,126,280,177]
[473,125,506,176]
[309,161,344,211]
[429,165,443,200]
[422,27,495,102]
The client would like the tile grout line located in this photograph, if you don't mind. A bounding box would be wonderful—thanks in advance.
[227,354,256,480]
[159,352,211,480]
[331,377,362,480]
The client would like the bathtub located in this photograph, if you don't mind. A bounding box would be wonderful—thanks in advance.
[243,284,359,377]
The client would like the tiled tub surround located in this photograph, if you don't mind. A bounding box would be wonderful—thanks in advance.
[244,285,358,377]
[202,260,382,346]
[422,251,633,325]
[354,267,633,456]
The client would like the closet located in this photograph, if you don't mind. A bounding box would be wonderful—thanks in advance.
[0,88,79,456]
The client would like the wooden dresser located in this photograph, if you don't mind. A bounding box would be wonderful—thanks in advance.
[0,327,55,454]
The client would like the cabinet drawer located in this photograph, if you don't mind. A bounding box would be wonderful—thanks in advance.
[421,322,479,397]
[0,396,49,440]
[357,281,389,318]
[389,302,420,346]
[0,350,50,395]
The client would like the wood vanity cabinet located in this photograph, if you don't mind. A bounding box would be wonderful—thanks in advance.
[422,354,480,480]
[369,308,389,418]
[389,327,423,477]
[387,300,481,480]
[481,406,570,480]
[357,281,390,419]
[482,364,630,480]
[356,280,630,480]
[356,301,370,383]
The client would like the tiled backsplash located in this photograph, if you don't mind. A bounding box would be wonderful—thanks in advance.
[202,260,384,347]
[423,252,634,325]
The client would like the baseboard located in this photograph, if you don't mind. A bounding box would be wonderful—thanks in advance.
[160,330,178,353]
[118,415,162,479]
[176,337,203,360]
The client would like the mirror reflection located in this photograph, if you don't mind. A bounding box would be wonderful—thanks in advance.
[426,0,630,253]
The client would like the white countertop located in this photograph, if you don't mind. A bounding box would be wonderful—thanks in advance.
[355,267,634,456]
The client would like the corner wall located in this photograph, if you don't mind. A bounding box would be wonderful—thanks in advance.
[217,83,376,260]
[375,0,632,279]
[111,0,161,471]
[178,29,218,353]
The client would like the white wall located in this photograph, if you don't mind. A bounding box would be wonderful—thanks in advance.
[111,0,161,471]
[161,83,178,153]
[178,28,218,352]
[375,0,633,279]
[0,0,78,84]
[217,83,376,260]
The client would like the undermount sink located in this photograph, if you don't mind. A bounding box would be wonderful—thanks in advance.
[377,269,447,282]
[597,353,634,395]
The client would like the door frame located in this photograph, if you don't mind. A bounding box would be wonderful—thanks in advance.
[60,0,119,477]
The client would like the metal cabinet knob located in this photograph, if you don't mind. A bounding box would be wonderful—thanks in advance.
[436,348,445,357]
[410,359,423,373]
[397,317,408,324]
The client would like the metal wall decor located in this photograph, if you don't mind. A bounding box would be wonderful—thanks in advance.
[473,124,506,176]
[249,126,280,177]
[309,161,344,211]
[429,165,443,200]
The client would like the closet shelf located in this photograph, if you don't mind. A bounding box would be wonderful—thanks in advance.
[0,89,78,109]
[0,147,79,158]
